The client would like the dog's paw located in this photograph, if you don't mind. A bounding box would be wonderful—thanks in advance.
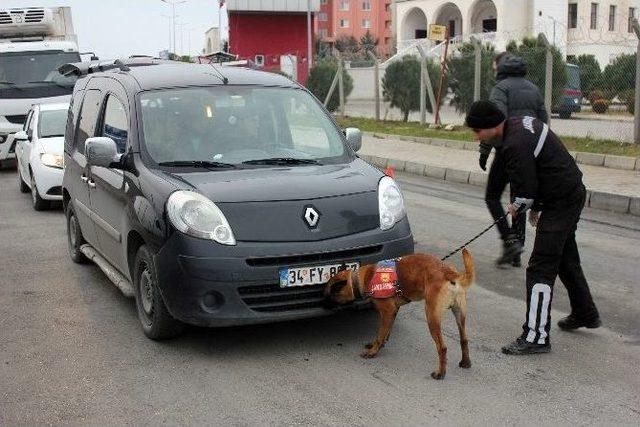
[431,371,446,380]
[360,348,379,358]
[459,359,472,369]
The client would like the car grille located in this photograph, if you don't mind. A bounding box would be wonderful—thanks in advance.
[6,115,27,125]
[245,245,382,268]
[237,283,326,312]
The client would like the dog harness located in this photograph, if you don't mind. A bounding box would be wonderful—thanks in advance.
[366,260,400,299]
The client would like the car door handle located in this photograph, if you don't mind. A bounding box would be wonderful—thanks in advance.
[87,180,96,188]
[80,175,89,183]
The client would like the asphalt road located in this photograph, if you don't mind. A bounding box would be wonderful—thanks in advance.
[1,167,639,425]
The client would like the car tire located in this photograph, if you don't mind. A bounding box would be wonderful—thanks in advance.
[66,204,89,264]
[17,162,29,193]
[30,172,49,211]
[134,245,185,340]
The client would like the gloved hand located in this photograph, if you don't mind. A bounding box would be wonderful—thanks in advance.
[479,152,489,171]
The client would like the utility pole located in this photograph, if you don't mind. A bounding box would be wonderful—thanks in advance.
[161,0,186,55]
[307,0,312,71]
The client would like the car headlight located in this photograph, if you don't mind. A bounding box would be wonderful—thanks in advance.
[378,176,405,230]
[40,153,64,169]
[166,190,236,245]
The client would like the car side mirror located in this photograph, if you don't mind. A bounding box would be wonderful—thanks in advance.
[344,127,362,152]
[85,137,121,168]
[14,130,29,141]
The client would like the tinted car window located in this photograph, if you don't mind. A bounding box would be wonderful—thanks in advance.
[75,89,102,154]
[38,109,68,138]
[23,110,33,132]
[139,86,347,165]
[65,90,84,152]
[101,95,128,154]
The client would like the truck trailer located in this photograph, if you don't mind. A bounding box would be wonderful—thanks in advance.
[0,7,80,166]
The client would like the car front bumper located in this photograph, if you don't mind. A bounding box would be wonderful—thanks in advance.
[154,218,414,327]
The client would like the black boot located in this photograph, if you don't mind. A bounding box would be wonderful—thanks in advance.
[496,234,523,269]
[501,336,550,355]
[557,314,602,330]
[511,254,522,267]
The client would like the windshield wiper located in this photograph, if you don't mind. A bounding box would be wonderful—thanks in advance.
[158,160,236,169]
[27,80,71,88]
[0,81,23,90]
[242,157,321,166]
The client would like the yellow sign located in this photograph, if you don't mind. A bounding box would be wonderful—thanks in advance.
[428,24,448,41]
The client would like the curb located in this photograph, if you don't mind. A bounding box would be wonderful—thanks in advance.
[365,132,640,172]
[360,154,639,217]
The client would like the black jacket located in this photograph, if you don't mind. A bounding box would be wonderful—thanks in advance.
[497,117,583,212]
[490,55,548,123]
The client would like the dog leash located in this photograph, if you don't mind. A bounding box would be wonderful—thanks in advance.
[440,212,510,261]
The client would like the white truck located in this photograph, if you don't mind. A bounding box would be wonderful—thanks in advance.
[0,7,80,166]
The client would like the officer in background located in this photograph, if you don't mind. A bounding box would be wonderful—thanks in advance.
[466,100,601,355]
[480,53,548,268]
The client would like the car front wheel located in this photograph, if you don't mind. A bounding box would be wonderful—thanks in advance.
[66,204,89,264]
[30,172,49,211]
[134,245,184,340]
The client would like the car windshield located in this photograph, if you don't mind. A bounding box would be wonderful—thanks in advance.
[0,50,79,89]
[139,86,349,166]
[38,109,68,138]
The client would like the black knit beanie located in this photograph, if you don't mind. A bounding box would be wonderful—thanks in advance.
[465,101,506,129]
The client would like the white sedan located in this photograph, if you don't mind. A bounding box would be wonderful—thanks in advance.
[15,103,68,210]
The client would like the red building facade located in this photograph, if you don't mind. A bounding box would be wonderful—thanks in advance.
[316,0,393,57]
[227,1,320,83]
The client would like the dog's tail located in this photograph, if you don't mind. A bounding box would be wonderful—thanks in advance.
[459,248,475,289]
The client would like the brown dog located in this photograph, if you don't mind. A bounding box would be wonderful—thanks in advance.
[324,249,475,380]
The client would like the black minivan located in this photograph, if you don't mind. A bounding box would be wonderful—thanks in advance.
[60,58,413,339]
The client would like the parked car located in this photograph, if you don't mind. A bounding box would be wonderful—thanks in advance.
[15,102,68,210]
[552,63,582,119]
[60,58,414,339]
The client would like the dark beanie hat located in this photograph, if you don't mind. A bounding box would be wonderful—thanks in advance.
[465,101,506,129]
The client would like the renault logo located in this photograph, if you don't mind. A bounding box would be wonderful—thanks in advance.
[303,206,320,228]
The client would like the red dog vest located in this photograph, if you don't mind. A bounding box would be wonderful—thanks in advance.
[367,260,399,299]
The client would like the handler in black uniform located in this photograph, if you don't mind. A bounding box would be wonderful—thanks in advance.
[465,101,601,355]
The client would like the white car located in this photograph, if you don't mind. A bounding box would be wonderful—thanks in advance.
[15,103,68,210]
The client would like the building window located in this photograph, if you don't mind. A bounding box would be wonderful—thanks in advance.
[339,1,349,12]
[318,12,327,21]
[254,55,264,67]
[568,3,578,29]
[590,3,598,30]
[362,2,371,11]
[609,5,616,31]
[362,19,371,29]
[385,20,391,30]
[630,8,637,33]
[320,0,327,4]
[339,19,349,28]
[385,4,390,13]
[318,29,328,39]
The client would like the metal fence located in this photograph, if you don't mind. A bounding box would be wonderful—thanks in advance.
[315,21,640,144]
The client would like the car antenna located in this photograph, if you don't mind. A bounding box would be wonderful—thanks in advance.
[209,62,229,85]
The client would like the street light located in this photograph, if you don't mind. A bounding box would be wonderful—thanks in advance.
[161,0,187,55]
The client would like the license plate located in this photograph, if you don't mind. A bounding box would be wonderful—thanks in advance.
[279,262,359,288]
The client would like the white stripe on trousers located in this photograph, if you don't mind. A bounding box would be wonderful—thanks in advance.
[526,283,552,343]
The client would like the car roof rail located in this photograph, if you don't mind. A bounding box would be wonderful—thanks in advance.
[58,57,164,77]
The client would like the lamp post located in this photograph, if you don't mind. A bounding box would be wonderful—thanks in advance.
[307,0,312,71]
[161,0,187,55]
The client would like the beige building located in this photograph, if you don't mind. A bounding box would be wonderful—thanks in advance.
[395,0,639,65]
[203,26,221,55]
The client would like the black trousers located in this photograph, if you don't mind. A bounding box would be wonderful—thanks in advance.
[521,187,599,344]
[485,153,526,244]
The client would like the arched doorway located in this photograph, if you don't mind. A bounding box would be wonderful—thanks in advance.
[401,7,428,42]
[434,2,463,38]
[470,0,497,33]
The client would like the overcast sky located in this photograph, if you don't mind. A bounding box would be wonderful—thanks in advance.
[3,0,226,58]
